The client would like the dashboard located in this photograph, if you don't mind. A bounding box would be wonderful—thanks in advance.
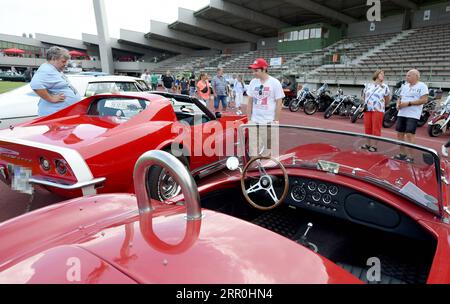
[284,176,431,239]
[287,177,344,215]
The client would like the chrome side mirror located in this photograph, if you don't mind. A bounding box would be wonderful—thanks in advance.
[226,157,242,172]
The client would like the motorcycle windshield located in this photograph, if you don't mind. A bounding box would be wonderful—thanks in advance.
[239,124,444,217]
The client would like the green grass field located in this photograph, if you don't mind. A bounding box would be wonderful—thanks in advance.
[0,81,26,94]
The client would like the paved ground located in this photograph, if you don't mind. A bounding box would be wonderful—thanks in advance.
[1,101,448,223]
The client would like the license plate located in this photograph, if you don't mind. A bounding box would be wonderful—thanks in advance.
[11,165,33,195]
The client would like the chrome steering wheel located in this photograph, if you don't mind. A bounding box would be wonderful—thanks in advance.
[241,156,289,211]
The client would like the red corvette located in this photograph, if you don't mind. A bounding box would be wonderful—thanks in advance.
[0,124,449,284]
[0,92,247,201]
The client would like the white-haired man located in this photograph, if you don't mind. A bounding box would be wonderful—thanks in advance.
[394,69,429,163]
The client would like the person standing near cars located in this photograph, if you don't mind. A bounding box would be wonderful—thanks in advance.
[196,72,211,107]
[30,46,82,117]
[140,69,151,86]
[179,77,189,95]
[150,72,159,91]
[189,72,196,96]
[211,68,228,112]
[394,69,429,162]
[247,58,285,156]
[233,75,245,115]
[361,70,391,152]
[161,71,175,93]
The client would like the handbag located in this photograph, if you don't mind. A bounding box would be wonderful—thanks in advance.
[200,81,209,94]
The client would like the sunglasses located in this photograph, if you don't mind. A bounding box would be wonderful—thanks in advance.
[258,85,264,96]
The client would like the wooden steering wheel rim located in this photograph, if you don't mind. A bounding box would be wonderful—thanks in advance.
[241,156,289,211]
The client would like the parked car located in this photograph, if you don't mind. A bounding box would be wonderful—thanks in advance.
[0,75,152,129]
[0,92,247,201]
[0,71,26,82]
[0,124,449,284]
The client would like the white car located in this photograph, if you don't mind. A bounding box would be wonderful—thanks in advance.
[0,75,152,129]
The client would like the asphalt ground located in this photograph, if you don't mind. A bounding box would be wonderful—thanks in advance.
[1,98,448,223]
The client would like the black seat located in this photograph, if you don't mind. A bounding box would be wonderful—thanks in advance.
[336,262,406,284]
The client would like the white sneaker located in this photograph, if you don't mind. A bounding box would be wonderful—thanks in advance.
[236,110,243,115]
[442,145,449,157]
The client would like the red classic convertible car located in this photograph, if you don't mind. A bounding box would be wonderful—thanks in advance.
[0,92,247,201]
[0,124,448,284]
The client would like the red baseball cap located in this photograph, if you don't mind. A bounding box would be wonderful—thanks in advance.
[248,58,269,69]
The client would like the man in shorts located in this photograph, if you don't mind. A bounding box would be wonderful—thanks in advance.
[395,69,429,162]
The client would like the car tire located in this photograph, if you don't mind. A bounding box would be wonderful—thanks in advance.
[147,148,189,202]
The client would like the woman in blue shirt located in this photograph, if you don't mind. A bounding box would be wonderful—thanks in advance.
[30,46,82,117]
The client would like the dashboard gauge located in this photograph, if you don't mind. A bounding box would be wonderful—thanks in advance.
[318,184,327,194]
[329,186,339,196]
[308,182,317,191]
[291,186,306,203]
[312,192,321,202]
[323,194,332,204]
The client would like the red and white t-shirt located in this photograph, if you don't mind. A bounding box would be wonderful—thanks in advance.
[247,76,285,123]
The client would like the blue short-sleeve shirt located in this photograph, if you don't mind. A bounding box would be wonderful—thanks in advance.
[30,63,82,116]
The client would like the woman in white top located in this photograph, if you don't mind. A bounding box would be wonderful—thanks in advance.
[361,70,391,152]
[233,75,245,115]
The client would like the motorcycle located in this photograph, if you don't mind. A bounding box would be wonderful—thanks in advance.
[282,88,297,108]
[303,83,334,115]
[350,101,365,123]
[382,81,405,128]
[289,87,311,112]
[428,95,450,137]
[324,89,360,119]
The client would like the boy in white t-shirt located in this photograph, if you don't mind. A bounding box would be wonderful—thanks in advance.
[247,58,285,157]
[247,58,285,124]
[394,69,429,162]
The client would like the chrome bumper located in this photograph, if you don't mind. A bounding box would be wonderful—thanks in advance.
[28,177,106,190]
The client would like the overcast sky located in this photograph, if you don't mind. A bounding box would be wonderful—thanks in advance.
[0,0,210,39]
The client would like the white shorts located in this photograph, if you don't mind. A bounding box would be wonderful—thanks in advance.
[235,93,244,107]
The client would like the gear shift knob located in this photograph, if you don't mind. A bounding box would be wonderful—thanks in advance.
[303,222,313,238]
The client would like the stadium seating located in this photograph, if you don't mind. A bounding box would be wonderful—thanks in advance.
[150,24,450,87]
[308,24,450,84]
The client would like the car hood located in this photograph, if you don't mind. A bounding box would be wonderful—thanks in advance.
[0,115,170,153]
[0,85,38,119]
[0,195,361,284]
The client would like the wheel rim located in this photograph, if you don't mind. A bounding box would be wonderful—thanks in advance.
[290,102,300,112]
[158,169,181,200]
[305,102,315,114]
[432,126,442,136]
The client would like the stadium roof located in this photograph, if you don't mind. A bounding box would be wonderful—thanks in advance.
[145,0,433,50]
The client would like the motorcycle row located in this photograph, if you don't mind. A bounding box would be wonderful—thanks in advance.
[283,82,449,137]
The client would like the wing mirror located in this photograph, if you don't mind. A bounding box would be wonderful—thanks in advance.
[226,157,242,173]
[215,112,222,119]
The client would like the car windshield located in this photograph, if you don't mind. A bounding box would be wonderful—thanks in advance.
[135,79,151,91]
[239,124,443,216]
[85,82,139,96]
[89,97,149,120]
